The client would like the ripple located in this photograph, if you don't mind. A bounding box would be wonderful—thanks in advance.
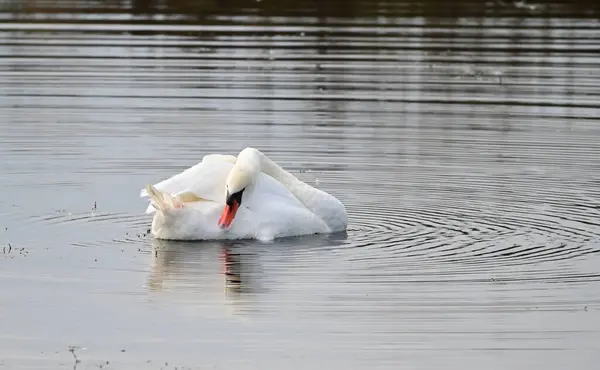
[342,177,600,280]
[30,211,147,227]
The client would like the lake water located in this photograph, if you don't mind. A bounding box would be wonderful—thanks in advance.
[1,0,600,369]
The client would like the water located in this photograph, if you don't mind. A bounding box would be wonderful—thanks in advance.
[1,0,600,368]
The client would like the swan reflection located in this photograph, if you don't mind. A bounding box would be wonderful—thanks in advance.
[148,239,260,287]
[146,232,348,314]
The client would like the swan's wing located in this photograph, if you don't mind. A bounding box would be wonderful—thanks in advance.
[140,154,236,197]
[201,154,238,165]
[248,172,308,210]
[241,176,331,239]
[141,154,237,214]
[248,171,339,233]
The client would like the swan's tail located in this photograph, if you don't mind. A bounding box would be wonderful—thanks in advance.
[145,185,183,213]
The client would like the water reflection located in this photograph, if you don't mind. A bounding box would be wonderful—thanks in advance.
[149,239,264,291]
[147,232,348,313]
[2,0,597,128]
[6,0,600,19]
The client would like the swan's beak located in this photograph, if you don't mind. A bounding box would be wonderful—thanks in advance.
[218,200,239,230]
[219,188,244,230]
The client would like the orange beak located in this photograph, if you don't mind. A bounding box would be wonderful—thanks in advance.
[218,200,239,229]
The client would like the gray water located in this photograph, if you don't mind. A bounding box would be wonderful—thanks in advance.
[1,0,600,369]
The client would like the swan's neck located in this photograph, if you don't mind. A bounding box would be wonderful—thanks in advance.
[255,150,309,198]
[235,147,347,231]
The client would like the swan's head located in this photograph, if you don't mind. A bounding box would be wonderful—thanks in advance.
[218,151,261,229]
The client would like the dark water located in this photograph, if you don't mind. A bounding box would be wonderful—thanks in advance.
[1,0,600,369]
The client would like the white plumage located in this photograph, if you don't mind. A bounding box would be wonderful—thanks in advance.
[140,148,348,241]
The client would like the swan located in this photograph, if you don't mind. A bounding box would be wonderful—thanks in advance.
[139,147,348,241]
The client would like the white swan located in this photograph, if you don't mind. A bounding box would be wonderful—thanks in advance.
[139,147,348,241]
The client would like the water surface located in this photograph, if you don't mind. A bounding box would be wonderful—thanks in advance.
[1,1,600,369]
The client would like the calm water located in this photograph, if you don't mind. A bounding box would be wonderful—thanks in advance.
[1,0,600,369]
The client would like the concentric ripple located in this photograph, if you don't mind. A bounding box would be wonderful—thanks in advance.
[340,172,600,280]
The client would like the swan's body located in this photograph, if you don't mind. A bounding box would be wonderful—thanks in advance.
[140,148,347,241]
